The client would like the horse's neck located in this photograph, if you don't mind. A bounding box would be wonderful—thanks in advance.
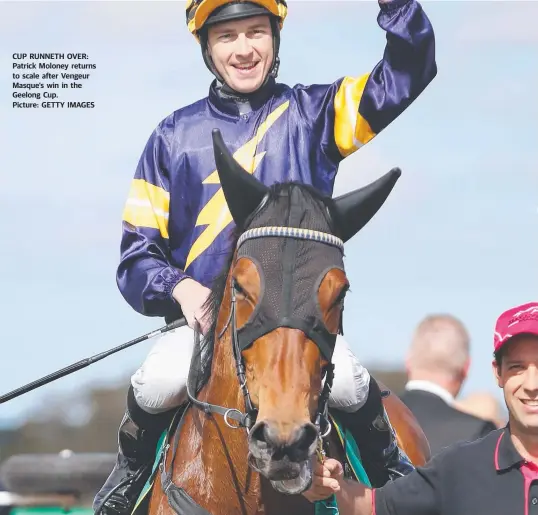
[173,308,260,512]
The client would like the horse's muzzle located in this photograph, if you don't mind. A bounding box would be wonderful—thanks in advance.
[247,419,319,493]
[247,451,314,495]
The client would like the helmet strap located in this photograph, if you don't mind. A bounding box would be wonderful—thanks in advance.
[268,17,280,78]
[200,29,226,83]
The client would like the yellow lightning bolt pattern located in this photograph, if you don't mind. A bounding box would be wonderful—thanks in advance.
[184,100,290,270]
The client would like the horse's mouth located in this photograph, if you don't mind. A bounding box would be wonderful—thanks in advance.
[270,460,313,495]
[248,453,313,495]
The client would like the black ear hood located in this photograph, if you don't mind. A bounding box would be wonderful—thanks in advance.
[331,168,402,242]
[211,129,269,226]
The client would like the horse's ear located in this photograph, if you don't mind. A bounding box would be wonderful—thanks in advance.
[212,129,269,227]
[332,167,402,242]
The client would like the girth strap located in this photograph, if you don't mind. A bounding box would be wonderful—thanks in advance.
[158,405,212,515]
[166,485,212,515]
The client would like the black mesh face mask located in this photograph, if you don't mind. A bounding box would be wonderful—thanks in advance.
[233,186,345,362]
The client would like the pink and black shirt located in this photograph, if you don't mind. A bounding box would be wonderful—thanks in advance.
[374,425,538,515]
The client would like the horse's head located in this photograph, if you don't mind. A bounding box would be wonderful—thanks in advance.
[210,129,401,494]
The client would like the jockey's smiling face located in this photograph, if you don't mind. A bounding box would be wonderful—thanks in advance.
[207,15,274,94]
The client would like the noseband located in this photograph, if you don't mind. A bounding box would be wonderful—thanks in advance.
[186,225,345,439]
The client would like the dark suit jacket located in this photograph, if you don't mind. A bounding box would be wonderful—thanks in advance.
[400,388,498,457]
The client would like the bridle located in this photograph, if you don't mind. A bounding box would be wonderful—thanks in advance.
[185,224,346,440]
[154,224,345,512]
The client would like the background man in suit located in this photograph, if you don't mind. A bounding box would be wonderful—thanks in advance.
[455,391,506,428]
[400,314,497,456]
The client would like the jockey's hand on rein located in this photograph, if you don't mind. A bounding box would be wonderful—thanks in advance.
[302,458,344,503]
[172,278,212,335]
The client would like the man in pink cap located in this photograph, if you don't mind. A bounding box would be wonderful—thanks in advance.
[301,301,538,515]
[492,301,538,446]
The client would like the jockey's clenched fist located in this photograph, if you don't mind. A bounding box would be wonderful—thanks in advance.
[172,278,211,335]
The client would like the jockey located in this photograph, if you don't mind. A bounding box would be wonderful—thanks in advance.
[94,0,437,513]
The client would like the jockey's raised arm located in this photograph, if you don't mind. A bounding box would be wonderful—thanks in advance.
[296,0,437,160]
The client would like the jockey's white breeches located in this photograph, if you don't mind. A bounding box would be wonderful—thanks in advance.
[131,324,371,415]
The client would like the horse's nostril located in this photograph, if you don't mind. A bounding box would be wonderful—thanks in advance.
[250,421,272,445]
[291,423,318,453]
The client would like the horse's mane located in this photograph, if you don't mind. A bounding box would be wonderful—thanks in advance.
[194,181,336,391]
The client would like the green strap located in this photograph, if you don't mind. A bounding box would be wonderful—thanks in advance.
[314,414,371,515]
[131,430,168,514]
[315,495,340,514]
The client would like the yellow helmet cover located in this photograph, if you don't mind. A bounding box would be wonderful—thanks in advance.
[186,0,288,40]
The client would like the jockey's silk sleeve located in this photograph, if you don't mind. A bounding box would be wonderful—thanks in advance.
[117,125,187,319]
[372,454,442,515]
[295,0,437,160]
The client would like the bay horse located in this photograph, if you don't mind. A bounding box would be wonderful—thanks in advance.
[146,129,430,515]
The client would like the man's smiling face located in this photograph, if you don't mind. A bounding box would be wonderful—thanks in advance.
[494,335,538,434]
[207,15,274,94]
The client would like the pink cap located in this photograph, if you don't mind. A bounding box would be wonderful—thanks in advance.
[494,302,538,353]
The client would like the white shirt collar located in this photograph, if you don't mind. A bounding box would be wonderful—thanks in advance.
[405,379,455,406]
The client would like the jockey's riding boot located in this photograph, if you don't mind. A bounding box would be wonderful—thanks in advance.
[93,386,175,515]
[335,377,415,487]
